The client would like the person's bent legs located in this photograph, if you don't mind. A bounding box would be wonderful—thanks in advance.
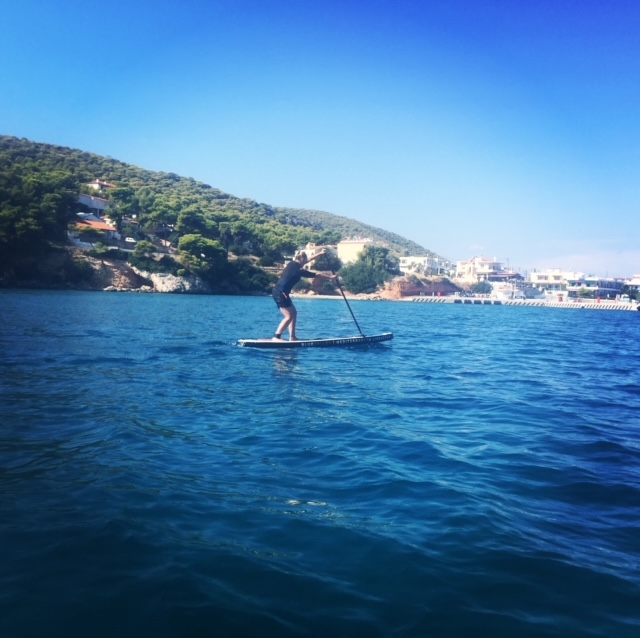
[275,305,297,340]
[288,305,298,340]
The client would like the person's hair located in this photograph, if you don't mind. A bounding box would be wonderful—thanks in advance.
[294,250,308,262]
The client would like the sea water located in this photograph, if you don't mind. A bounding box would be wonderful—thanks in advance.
[1,290,639,637]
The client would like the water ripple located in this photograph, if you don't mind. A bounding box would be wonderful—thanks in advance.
[1,292,639,637]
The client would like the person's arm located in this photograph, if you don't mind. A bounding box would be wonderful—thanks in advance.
[306,248,328,265]
[316,272,338,280]
[303,250,337,280]
[300,269,337,281]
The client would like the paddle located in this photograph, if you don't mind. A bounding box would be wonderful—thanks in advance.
[332,271,365,337]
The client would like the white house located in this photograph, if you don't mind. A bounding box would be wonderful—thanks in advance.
[399,256,430,274]
[78,193,110,216]
[77,180,116,217]
[399,255,453,275]
[528,269,584,299]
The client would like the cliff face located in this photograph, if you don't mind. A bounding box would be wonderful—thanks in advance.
[128,268,212,294]
[95,259,152,291]
[96,262,212,293]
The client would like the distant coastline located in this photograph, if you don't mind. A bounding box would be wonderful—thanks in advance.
[291,292,640,311]
[4,284,638,312]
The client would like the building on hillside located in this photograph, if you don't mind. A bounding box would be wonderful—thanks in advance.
[302,242,337,258]
[78,193,110,217]
[455,256,522,283]
[399,256,430,273]
[68,218,120,246]
[75,218,118,237]
[87,180,116,191]
[435,257,454,275]
[77,180,116,217]
[336,238,374,264]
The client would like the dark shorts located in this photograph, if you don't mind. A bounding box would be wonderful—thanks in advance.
[272,287,293,309]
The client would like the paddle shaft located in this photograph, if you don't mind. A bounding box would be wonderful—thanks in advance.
[333,272,365,336]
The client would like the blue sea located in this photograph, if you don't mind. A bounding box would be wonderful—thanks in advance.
[1,290,639,637]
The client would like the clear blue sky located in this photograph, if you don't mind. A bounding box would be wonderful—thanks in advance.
[1,0,638,276]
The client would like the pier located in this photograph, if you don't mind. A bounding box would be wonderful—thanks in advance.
[409,297,639,311]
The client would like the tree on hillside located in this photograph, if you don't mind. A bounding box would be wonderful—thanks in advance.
[358,244,400,274]
[178,234,227,277]
[175,205,215,237]
[226,258,274,294]
[217,219,257,253]
[133,239,156,260]
[256,230,299,266]
[129,239,181,274]
[0,168,79,251]
[97,185,136,232]
[338,261,383,294]
[339,245,399,294]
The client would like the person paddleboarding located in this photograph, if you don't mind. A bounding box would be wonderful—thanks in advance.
[272,249,336,341]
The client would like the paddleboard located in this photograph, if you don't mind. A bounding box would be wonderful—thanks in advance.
[237,332,393,349]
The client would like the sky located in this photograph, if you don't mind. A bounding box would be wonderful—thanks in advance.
[1,0,639,277]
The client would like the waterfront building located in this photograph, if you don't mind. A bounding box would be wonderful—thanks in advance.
[565,276,625,299]
[625,275,640,291]
[530,268,567,291]
[455,256,521,283]
[529,269,584,298]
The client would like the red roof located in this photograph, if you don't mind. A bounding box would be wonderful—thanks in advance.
[76,219,116,232]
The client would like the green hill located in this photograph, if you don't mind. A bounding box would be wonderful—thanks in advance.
[0,135,434,290]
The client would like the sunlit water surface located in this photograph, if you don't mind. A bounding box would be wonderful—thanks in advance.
[1,290,639,637]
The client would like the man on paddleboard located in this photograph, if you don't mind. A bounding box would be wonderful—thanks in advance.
[272,249,336,341]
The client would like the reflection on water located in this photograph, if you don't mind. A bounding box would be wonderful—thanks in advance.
[271,349,301,376]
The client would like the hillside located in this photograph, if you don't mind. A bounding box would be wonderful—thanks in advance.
[273,207,430,256]
[0,136,431,254]
[0,135,436,292]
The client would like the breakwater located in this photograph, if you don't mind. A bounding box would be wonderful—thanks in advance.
[410,296,639,311]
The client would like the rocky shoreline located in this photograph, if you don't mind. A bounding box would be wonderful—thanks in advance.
[66,250,213,294]
[75,250,390,298]
[6,250,637,310]
[104,266,212,294]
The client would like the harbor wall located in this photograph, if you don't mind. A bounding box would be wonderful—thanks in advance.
[409,297,639,311]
